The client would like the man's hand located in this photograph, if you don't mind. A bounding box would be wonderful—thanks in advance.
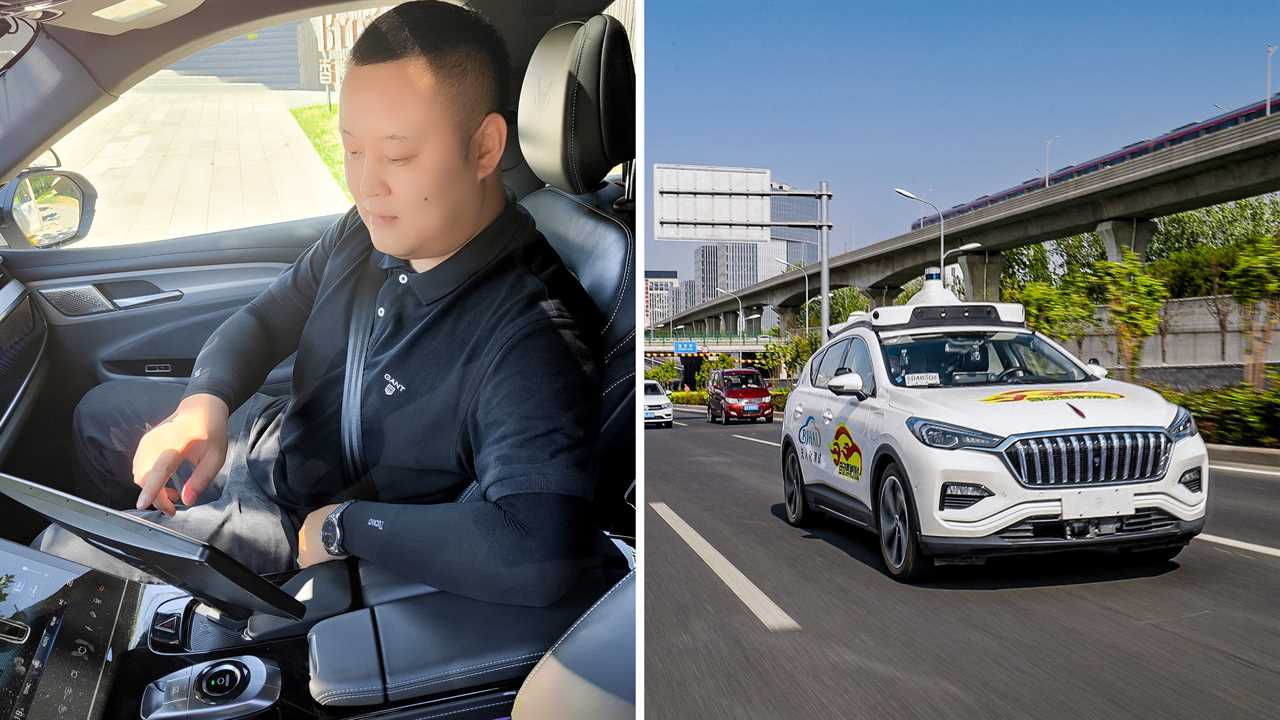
[132,393,229,516]
[297,504,344,568]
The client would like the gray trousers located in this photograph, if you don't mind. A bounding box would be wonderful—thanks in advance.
[32,380,299,583]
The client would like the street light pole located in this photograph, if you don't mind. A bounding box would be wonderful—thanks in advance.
[716,287,745,340]
[1042,136,1058,188]
[774,257,810,338]
[1269,45,1276,117]
[895,187,945,272]
[819,180,831,339]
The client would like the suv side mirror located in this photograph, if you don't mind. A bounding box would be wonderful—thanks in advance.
[1085,362,1108,379]
[828,371,866,399]
[0,170,97,249]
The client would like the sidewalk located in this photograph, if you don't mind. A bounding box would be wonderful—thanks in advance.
[50,71,350,249]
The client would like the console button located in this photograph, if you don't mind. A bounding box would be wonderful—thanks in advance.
[194,661,248,704]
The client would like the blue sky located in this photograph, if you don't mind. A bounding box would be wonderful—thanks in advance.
[645,0,1280,281]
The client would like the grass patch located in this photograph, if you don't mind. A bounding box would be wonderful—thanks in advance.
[290,103,351,202]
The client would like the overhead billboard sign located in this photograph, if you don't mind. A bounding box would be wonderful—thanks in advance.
[653,164,771,243]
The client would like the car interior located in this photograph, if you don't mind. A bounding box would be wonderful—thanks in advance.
[0,2,635,719]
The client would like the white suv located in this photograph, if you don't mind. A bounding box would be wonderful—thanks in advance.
[780,273,1207,580]
[644,380,674,428]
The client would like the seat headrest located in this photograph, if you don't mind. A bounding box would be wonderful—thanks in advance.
[518,15,635,195]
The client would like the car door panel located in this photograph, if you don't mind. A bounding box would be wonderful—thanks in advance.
[0,215,332,500]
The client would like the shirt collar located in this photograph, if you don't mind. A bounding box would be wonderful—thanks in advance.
[372,199,534,305]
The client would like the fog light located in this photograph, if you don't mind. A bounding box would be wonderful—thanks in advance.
[1179,468,1202,493]
[940,482,993,510]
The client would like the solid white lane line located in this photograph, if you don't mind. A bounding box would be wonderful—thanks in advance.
[1209,463,1280,479]
[733,434,782,448]
[649,502,801,632]
[1197,533,1280,559]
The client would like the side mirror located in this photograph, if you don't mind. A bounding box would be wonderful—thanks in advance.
[828,371,866,399]
[0,170,97,249]
[1085,363,1108,379]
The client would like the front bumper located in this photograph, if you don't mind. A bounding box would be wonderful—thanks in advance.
[724,403,773,419]
[644,407,673,424]
[901,433,1209,539]
[920,516,1204,557]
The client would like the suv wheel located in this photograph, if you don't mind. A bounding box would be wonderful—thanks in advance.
[783,445,811,526]
[877,464,929,581]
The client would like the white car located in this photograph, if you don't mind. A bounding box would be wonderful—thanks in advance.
[644,380,674,428]
[780,270,1207,580]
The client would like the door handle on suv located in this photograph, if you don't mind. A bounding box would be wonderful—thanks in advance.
[822,409,834,423]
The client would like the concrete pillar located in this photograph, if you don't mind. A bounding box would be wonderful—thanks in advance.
[958,252,1006,302]
[776,306,800,335]
[1097,219,1155,262]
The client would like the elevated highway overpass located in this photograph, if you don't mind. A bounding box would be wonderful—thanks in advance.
[672,113,1280,335]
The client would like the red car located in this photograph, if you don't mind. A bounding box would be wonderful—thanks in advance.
[706,369,774,424]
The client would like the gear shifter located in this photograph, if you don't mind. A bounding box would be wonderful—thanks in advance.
[140,656,280,720]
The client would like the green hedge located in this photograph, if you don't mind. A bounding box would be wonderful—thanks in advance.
[1156,377,1280,448]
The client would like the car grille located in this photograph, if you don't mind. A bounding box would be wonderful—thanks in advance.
[997,508,1179,541]
[1002,430,1171,487]
[645,403,666,410]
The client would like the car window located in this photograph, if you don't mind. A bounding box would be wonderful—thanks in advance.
[723,372,763,389]
[812,339,850,390]
[644,381,664,396]
[5,9,398,251]
[880,331,1088,387]
[845,336,877,396]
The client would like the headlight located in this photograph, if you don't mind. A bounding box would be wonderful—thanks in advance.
[906,418,1003,450]
[1167,405,1197,442]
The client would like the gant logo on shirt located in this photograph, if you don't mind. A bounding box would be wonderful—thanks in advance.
[383,373,406,396]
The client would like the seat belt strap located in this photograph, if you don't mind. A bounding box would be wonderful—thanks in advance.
[341,250,383,497]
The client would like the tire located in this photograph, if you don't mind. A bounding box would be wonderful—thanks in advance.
[663,421,673,428]
[782,445,811,527]
[706,406,715,423]
[876,464,930,581]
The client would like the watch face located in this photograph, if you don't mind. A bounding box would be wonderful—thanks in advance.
[321,517,336,549]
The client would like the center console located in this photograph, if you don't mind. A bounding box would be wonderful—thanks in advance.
[0,472,631,720]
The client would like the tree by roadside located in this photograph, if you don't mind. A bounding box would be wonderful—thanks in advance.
[1227,235,1280,388]
[1091,250,1168,381]
[644,361,681,388]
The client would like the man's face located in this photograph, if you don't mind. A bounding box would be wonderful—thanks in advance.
[339,58,486,260]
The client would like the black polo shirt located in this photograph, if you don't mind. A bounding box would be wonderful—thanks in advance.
[182,199,606,604]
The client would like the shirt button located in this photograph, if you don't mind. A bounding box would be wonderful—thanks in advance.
[398,274,408,284]
[376,307,385,318]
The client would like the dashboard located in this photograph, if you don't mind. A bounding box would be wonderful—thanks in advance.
[0,541,140,720]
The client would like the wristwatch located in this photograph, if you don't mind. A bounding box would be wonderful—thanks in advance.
[320,500,357,557]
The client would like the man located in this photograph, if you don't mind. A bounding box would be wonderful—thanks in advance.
[36,1,608,607]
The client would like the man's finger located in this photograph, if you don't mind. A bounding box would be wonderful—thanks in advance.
[136,448,182,512]
[182,446,225,507]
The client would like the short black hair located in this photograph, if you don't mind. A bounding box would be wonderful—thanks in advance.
[350,2,510,136]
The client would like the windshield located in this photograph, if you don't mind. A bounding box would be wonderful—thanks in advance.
[723,372,764,389]
[880,331,1089,388]
[644,381,665,396]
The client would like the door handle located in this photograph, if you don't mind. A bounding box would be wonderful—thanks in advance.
[113,290,183,309]
[823,409,834,422]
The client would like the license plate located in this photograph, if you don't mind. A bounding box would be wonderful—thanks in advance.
[744,404,758,412]
[1060,488,1134,520]
[644,412,656,418]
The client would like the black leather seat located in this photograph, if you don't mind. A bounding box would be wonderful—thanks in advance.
[511,570,635,719]
[516,14,636,536]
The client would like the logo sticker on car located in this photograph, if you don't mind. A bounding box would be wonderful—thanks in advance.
[982,389,1124,403]
[797,416,823,465]
[828,423,862,481]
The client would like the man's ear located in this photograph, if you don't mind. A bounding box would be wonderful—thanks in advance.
[470,111,507,180]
